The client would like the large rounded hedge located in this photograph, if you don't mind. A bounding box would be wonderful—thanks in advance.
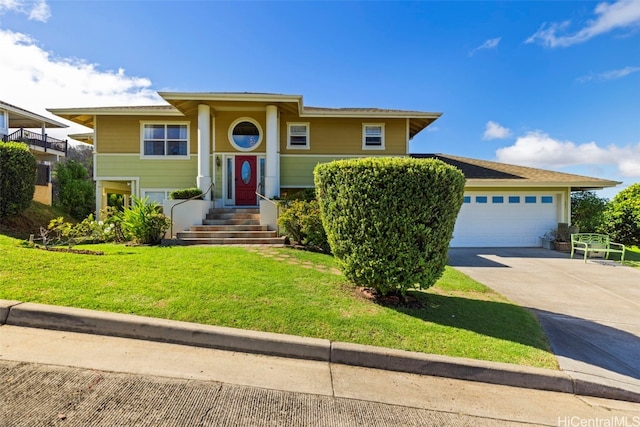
[314,157,465,296]
[0,142,37,219]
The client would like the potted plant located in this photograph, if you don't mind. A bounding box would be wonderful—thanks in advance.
[551,223,578,252]
[540,230,555,250]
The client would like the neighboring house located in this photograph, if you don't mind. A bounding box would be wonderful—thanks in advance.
[1,100,68,205]
[48,92,619,247]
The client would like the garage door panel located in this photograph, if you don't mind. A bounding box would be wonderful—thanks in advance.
[450,193,558,248]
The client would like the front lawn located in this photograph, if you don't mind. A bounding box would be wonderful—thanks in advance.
[624,246,640,269]
[0,235,556,368]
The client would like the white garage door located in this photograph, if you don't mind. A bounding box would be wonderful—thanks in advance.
[450,193,559,247]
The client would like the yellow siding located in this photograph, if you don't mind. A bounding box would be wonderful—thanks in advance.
[279,116,407,155]
[281,155,370,188]
[96,114,199,154]
[95,111,408,157]
[33,184,52,205]
[214,111,267,153]
[96,155,198,188]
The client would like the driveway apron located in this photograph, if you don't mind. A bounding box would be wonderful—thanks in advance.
[448,247,640,396]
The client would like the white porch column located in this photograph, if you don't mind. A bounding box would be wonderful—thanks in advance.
[265,105,280,198]
[197,104,212,200]
[95,180,103,220]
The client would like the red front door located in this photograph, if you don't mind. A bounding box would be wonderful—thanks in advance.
[235,156,257,206]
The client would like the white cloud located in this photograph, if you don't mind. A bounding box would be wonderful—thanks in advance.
[482,121,511,140]
[0,0,50,22]
[577,66,640,82]
[526,0,640,47]
[0,29,164,139]
[496,130,640,177]
[28,0,50,22]
[469,37,501,56]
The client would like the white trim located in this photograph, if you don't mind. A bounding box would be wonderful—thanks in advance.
[279,153,401,159]
[220,154,265,207]
[139,121,191,159]
[0,109,7,134]
[141,188,175,203]
[286,122,310,150]
[228,117,263,152]
[362,123,385,150]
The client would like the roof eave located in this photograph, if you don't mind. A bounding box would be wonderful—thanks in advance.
[464,179,621,190]
[2,101,68,129]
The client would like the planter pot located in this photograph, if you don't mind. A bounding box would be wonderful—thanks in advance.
[553,241,571,252]
[540,238,554,250]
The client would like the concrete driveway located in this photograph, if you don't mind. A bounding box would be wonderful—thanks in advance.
[448,247,640,396]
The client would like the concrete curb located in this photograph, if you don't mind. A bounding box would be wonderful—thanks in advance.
[2,299,639,403]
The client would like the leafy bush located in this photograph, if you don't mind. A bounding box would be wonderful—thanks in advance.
[599,183,640,247]
[120,196,171,245]
[0,142,37,219]
[283,188,317,202]
[314,157,465,296]
[278,199,330,253]
[53,160,95,219]
[169,187,203,200]
[571,191,608,232]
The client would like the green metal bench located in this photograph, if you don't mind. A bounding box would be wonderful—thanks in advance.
[570,233,626,264]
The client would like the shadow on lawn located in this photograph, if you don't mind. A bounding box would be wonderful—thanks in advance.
[396,291,553,352]
[394,292,640,380]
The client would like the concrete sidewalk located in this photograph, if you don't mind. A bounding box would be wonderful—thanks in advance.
[2,325,640,426]
[449,248,640,403]
[2,298,640,404]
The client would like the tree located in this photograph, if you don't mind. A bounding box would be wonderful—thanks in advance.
[0,142,37,219]
[599,183,640,247]
[314,157,465,297]
[53,160,95,219]
[571,191,608,232]
[66,144,94,179]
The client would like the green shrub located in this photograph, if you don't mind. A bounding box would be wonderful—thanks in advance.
[599,183,640,247]
[278,199,330,253]
[0,142,37,219]
[169,187,203,200]
[283,188,317,202]
[53,160,95,219]
[571,191,608,232]
[121,196,171,245]
[314,157,465,296]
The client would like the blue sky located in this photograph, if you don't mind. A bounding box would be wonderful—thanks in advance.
[1,0,638,198]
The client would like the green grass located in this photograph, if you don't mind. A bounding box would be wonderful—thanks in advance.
[0,201,74,240]
[601,245,640,269]
[0,235,557,369]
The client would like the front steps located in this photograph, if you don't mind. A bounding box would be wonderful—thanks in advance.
[172,208,286,246]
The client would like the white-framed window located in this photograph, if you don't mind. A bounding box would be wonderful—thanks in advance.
[142,190,170,204]
[141,122,189,157]
[0,109,7,132]
[362,123,385,150]
[228,117,263,152]
[287,122,310,149]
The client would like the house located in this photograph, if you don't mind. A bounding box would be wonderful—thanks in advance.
[1,100,69,205]
[48,92,619,247]
[412,154,619,247]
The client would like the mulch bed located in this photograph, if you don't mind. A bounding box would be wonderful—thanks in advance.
[357,287,424,309]
[35,246,104,255]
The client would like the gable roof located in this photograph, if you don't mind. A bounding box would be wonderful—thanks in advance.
[1,99,67,129]
[412,153,621,191]
[48,92,441,138]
